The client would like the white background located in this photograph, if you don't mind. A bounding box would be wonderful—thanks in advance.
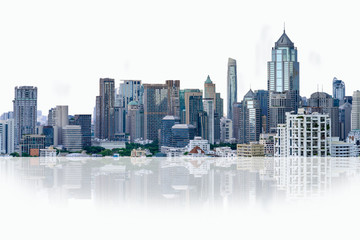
[0,0,359,116]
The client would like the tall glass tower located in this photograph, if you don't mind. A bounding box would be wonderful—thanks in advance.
[267,30,300,132]
[227,58,237,120]
[333,77,345,102]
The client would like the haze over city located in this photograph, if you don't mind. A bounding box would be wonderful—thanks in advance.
[0,0,359,115]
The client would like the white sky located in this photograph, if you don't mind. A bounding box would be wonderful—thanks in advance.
[1,0,359,116]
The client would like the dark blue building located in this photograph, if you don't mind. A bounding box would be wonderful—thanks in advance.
[161,115,180,147]
[171,124,196,148]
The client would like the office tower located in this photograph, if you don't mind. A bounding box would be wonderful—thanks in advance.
[47,108,56,126]
[42,126,54,147]
[274,109,331,157]
[54,105,69,145]
[143,83,168,141]
[215,93,224,118]
[13,86,38,145]
[179,89,201,124]
[268,30,300,133]
[185,91,203,133]
[161,115,180,147]
[242,90,261,143]
[74,114,92,148]
[197,111,208,140]
[339,101,352,140]
[227,58,237,119]
[232,102,244,142]
[0,119,15,154]
[117,80,143,108]
[214,112,221,144]
[308,92,339,137]
[203,98,215,144]
[171,124,196,148]
[220,117,233,143]
[204,75,216,100]
[333,77,345,103]
[19,134,45,156]
[254,90,269,133]
[126,101,144,142]
[166,80,180,117]
[344,96,352,104]
[95,78,115,140]
[114,107,126,134]
[62,125,82,152]
[351,90,360,130]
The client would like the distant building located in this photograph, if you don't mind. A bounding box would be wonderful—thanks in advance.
[220,117,233,143]
[274,109,331,157]
[171,124,196,148]
[203,98,215,144]
[179,89,201,124]
[117,80,143,108]
[19,134,45,156]
[0,119,15,154]
[215,147,237,158]
[227,58,237,119]
[74,114,92,148]
[259,133,275,156]
[95,78,115,140]
[166,80,181,117]
[131,148,147,157]
[62,125,82,152]
[92,139,126,149]
[331,137,358,157]
[339,101,352,140]
[351,90,360,131]
[42,126,54,147]
[333,77,345,103]
[126,101,144,142]
[13,86,38,145]
[187,137,210,153]
[161,115,180,147]
[185,91,203,134]
[54,105,69,145]
[40,147,57,158]
[254,90,269,133]
[237,142,265,157]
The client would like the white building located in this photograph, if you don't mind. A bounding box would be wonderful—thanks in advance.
[92,139,126,149]
[62,125,82,152]
[275,109,331,157]
[220,117,233,143]
[351,90,360,130]
[160,146,187,157]
[259,133,275,156]
[187,137,210,153]
[0,119,15,154]
[214,147,237,158]
[330,137,359,157]
[40,148,57,158]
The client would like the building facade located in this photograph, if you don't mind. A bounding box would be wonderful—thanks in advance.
[0,119,15,154]
[62,125,82,152]
[351,90,360,130]
[227,58,237,119]
[333,77,345,103]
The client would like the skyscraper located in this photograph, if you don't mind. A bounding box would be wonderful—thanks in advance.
[13,86,37,145]
[254,90,269,133]
[54,105,69,145]
[95,78,115,140]
[185,91,203,134]
[117,80,143,108]
[180,89,201,124]
[74,114,92,148]
[242,90,261,143]
[203,98,215,144]
[126,101,144,142]
[351,90,360,130]
[227,58,237,119]
[339,101,352,140]
[333,77,345,103]
[166,80,180,117]
[268,30,300,133]
[308,92,339,137]
[143,83,168,141]
[0,119,15,154]
[161,115,180,147]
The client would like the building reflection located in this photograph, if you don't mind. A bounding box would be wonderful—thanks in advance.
[0,157,359,208]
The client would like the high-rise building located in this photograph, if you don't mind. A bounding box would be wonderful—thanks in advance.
[62,125,82,152]
[339,101,352,140]
[160,115,180,147]
[74,114,92,148]
[203,98,215,144]
[171,124,196,148]
[166,80,180,117]
[204,75,216,101]
[351,90,360,130]
[54,105,69,145]
[116,80,143,108]
[0,119,15,154]
[232,102,243,142]
[42,126,54,147]
[13,86,37,145]
[95,78,115,140]
[180,89,201,124]
[185,91,203,134]
[0,111,14,121]
[143,83,168,141]
[308,92,339,137]
[268,30,300,133]
[126,101,144,142]
[254,90,269,133]
[227,58,237,119]
[242,90,261,143]
[274,109,331,157]
[220,117,233,143]
[333,77,345,103]
[197,111,208,140]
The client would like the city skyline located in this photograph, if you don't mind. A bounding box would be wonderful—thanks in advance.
[1,1,360,115]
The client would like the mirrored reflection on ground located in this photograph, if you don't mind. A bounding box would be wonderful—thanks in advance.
[1,157,360,209]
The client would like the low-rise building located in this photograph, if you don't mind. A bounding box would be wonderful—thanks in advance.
[331,137,359,157]
[259,133,275,156]
[40,147,57,158]
[19,134,45,156]
[187,137,210,153]
[237,142,265,157]
[131,148,148,157]
[92,139,126,149]
[215,147,237,158]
